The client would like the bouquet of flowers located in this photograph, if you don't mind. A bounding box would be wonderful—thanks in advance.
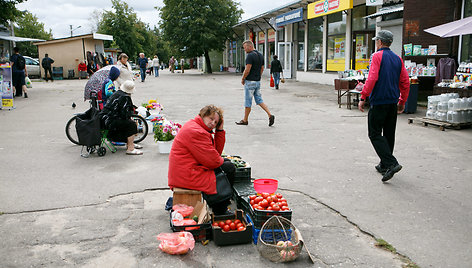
[142,99,164,112]
[154,119,182,142]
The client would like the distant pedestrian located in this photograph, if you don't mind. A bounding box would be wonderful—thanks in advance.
[41,53,54,82]
[107,55,113,65]
[138,53,148,82]
[10,47,28,98]
[78,61,87,79]
[270,55,283,89]
[115,53,134,89]
[148,58,153,75]
[236,40,275,127]
[152,55,160,77]
[169,56,175,73]
[358,30,410,182]
[180,58,185,73]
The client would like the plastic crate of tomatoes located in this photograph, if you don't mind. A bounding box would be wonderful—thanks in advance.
[246,192,292,229]
[211,209,253,246]
[222,155,251,182]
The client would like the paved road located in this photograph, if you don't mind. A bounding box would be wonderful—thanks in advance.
[1,69,471,267]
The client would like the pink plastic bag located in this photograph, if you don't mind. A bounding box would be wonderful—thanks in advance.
[355,81,364,91]
[172,204,194,217]
[157,231,195,255]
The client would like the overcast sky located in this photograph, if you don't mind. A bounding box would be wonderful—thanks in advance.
[17,0,289,39]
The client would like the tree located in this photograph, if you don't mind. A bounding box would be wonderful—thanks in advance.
[159,0,242,73]
[14,11,53,57]
[0,0,25,25]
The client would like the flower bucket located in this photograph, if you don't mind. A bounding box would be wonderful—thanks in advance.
[158,140,173,154]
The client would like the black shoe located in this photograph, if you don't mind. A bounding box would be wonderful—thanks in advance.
[269,115,275,126]
[275,85,279,89]
[235,120,248,125]
[382,164,402,182]
[24,93,28,98]
[375,163,388,175]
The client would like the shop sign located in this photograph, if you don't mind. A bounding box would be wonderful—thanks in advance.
[268,29,275,42]
[307,0,353,19]
[275,8,304,27]
[366,0,383,6]
[258,31,265,43]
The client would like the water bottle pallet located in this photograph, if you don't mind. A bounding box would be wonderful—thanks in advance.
[408,117,472,131]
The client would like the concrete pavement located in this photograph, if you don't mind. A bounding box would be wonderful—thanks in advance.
[1,69,471,267]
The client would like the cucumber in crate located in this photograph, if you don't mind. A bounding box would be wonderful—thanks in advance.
[222,154,251,182]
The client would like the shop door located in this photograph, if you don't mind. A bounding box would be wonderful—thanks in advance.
[352,31,375,71]
[278,42,292,79]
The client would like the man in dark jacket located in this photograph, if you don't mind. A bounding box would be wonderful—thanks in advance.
[270,55,283,89]
[358,30,410,182]
[137,53,148,82]
[41,54,54,82]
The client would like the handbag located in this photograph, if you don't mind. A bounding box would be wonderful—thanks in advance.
[202,168,232,206]
[270,75,274,87]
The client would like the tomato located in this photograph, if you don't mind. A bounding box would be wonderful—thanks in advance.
[249,195,257,200]
[212,222,219,227]
[276,193,283,198]
[230,222,236,230]
[236,223,243,228]
[218,221,225,228]
[260,199,269,208]
[267,206,272,211]
[272,204,280,211]
[261,192,270,199]
[270,202,276,207]
[279,198,287,202]
[255,196,263,203]
[234,219,241,225]
[271,197,278,203]
[281,206,289,211]
[223,225,230,232]
[266,196,272,203]
[225,219,232,225]
[281,201,288,207]
[238,226,246,231]
[250,200,255,205]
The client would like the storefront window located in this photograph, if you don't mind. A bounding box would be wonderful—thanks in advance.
[461,0,472,62]
[258,43,264,55]
[268,29,276,68]
[296,22,305,71]
[327,12,346,71]
[278,28,285,42]
[307,17,323,71]
[352,5,376,31]
[352,5,376,70]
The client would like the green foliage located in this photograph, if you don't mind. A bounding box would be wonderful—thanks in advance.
[159,0,242,73]
[14,11,53,57]
[0,0,25,25]
[97,0,171,63]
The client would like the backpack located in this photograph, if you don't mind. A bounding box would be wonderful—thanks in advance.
[16,55,26,70]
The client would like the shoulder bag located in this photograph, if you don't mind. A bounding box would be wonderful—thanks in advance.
[202,168,232,206]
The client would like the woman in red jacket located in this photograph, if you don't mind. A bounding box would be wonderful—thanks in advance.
[168,105,235,215]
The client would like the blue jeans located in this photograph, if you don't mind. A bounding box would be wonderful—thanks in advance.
[154,67,159,77]
[244,80,263,107]
[140,68,146,81]
[272,72,281,87]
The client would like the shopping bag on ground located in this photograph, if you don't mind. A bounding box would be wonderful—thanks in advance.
[270,75,274,87]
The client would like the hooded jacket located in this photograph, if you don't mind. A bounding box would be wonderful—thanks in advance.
[99,66,120,108]
[168,115,225,195]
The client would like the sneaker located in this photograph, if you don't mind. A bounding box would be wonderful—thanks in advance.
[375,163,388,175]
[134,144,143,149]
[269,115,275,126]
[24,93,28,98]
[382,164,402,182]
[126,149,143,155]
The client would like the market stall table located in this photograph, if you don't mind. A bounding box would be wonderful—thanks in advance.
[334,78,364,109]
[433,86,472,97]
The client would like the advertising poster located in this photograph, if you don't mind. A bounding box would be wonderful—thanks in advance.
[0,64,13,110]
[334,37,345,59]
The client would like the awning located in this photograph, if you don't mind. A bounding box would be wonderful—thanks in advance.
[424,16,472,38]
[0,36,45,42]
[364,4,403,19]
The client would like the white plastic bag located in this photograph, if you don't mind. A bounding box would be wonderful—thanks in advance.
[25,76,32,88]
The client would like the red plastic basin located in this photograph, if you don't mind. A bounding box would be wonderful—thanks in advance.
[253,178,278,194]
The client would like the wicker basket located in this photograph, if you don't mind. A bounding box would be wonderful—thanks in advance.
[256,216,302,263]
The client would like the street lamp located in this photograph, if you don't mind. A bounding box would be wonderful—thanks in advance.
[70,25,81,37]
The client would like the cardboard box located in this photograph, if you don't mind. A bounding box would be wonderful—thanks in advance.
[170,199,212,241]
[172,187,202,207]
[211,209,253,246]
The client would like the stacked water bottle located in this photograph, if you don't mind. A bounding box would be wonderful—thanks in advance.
[426,93,472,123]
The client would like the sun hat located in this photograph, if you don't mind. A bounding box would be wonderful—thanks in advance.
[372,30,394,43]
[120,80,135,94]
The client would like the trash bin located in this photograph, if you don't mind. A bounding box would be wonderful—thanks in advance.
[68,69,75,79]
[404,83,419,114]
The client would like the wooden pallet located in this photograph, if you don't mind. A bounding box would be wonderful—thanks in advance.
[408,117,472,131]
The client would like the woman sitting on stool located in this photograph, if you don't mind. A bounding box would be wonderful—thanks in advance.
[168,105,235,215]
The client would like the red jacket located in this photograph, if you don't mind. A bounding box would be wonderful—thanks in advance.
[168,115,225,195]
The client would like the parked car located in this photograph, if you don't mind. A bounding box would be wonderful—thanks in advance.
[24,56,41,78]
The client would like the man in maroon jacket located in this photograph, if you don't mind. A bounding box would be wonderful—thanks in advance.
[358,30,410,182]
